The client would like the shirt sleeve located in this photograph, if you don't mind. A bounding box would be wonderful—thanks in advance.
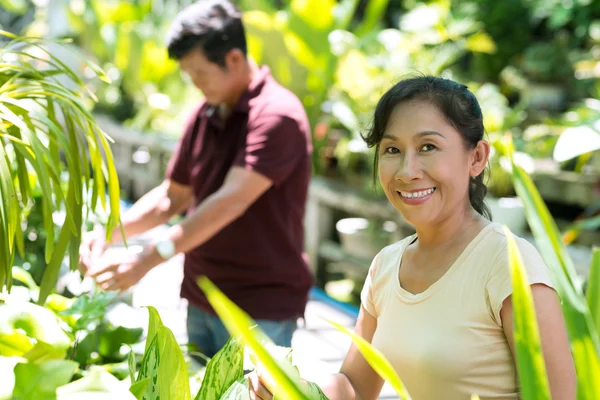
[165,106,202,185]
[486,237,555,326]
[233,114,308,186]
[360,253,381,318]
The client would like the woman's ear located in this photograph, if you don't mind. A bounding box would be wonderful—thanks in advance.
[470,140,490,177]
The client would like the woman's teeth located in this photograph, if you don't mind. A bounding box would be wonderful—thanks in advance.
[399,188,435,198]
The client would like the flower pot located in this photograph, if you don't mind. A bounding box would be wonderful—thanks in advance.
[336,218,400,260]
[487,196,528,235]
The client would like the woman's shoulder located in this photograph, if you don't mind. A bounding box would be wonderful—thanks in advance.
[481,223,542,262]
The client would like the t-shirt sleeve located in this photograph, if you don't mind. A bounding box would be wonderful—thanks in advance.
[360,253,381,318]
[233,114,308,186]
[486,237,555,326]
[165,106,201,185]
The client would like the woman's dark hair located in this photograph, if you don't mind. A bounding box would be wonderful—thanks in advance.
[165,0,247,67]
[363,76,492,220]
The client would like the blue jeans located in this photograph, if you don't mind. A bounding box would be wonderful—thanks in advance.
[186,304,297,362]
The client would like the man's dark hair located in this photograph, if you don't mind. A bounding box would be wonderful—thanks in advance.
[165,0,247,67]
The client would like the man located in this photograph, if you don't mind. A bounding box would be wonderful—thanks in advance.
[80,0,314,359]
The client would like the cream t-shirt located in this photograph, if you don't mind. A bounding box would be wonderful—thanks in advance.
[360,222,554,400]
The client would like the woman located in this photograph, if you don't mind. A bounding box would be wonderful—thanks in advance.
[250,77,576,399]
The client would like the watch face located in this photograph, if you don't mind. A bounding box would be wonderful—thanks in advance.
[157,240,175,258]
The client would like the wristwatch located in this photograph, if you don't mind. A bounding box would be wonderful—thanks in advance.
[155,239,176,260]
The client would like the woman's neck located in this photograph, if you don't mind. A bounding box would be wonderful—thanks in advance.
[413,208,487,251]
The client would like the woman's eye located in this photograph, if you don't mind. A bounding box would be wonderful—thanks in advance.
[384,147,400,154]
[421,144,436,152]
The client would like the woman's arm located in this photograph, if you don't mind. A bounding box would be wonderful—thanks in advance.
[501,283,576,399]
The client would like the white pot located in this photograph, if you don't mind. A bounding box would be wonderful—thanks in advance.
[487,196,528,235]
[336,218,399,260]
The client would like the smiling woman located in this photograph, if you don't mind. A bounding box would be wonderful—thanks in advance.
[249,76,577,400]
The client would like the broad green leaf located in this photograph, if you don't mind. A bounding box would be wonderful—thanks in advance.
[13,359,77,400]
[144,306,164,353]
[136,335,160,400]
[328,320,411,400]
[155,325,191,400]
[56,366,137,400]
[23,341,66,363]
[503,227,551,400]
[220,378,250,400]
[0,300,71,356]
[130,378,150,400]
[194,336,244,400]
[137,307,191,400]
[197,277,310,400]
[0,331,32,356]
[587,248,600,336]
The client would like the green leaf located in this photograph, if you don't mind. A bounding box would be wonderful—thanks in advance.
[137,307,191,400]
[99,326,144,359]
[507,136,600,399]
[143,306,164,353]
[56,366,137,399]
[197,277,310,400]
[0,0,27,14]
[194,336,244,400]
[0,331,32,356]
[130,378,150,400]
[155,325,191,400]
[13,359,77,400]
[136,335,160,400]
[37,222,71,306]
[354,0,390,36]
[587,248,600,336]
[328,320,411,400]
[11,266,38,291]
[60,291,116,330]
[128,346,136,383]
[503,227,551,400]
[220,378,250,400]
[0,300,72,357]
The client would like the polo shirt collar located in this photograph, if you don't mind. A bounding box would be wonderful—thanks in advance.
[201,65,271,121]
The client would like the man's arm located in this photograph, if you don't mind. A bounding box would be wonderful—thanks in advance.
[109,179,194,243]
[149,166,271,257]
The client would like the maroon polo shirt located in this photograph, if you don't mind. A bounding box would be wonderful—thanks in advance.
[165,66,314,320]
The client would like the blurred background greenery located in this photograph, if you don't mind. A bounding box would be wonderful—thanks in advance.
[1,0,598,177]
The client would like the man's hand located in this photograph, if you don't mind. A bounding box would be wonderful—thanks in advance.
[78,229,110,275]
[86,248,160,293]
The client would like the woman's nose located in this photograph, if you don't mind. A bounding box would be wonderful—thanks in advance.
[395,153,421,183]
